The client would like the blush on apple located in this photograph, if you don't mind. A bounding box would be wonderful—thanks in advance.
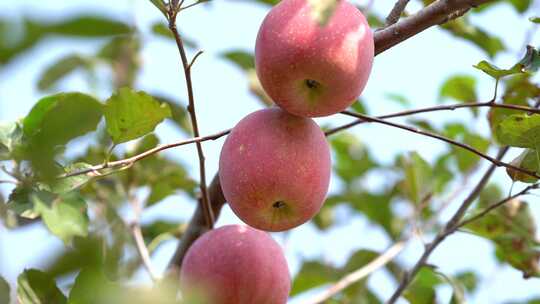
[255,0,374,117]
[180,224,290,304]
[219,108,331,232]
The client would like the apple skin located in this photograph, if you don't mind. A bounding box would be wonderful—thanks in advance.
[255,0,374,117]
[180,224,291,304]
[219,108,331,232]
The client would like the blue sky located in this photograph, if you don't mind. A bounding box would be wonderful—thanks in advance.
[1,0,540,303]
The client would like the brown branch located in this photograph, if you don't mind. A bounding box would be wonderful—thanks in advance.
[375,0,494,55]
[167,175,226,271]
[326,101,540,136]
[456,183,539,229]
[385,0,410,26]
[168,10,215,228]
[340,111,540,180]
[61,130,230,178]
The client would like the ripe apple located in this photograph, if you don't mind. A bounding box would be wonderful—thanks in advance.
[180,224,291,304]
[255,0,374,117]
[219,108,331,231]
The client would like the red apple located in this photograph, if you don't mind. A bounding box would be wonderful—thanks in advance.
[255,0,374,117]
[219,108,331,231]
[180,224,290,304]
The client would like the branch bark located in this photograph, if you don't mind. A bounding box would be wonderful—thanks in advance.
[375,0,493,55]
[385,0,410,26]
[340,110,540,180]
[167,0,497,272]
[169,12,214,228]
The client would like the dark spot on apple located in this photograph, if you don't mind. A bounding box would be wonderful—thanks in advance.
[305,79,321,90]
[273,201,286,209]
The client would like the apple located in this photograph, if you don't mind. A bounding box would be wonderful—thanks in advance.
[255,0,374,117]
[219,108,331,231]
[180,224,291,304]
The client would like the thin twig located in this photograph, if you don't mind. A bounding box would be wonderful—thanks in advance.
[168,9,214,228]
[188,50,204,71]
[62,129,230,178]
[325,101,540,136]
[127,191,159,281]
[130,223,159,281]
[385,0,410,26]
[301,241,407,304]
[0,179,17,185]
[457,184,539,229]
[386,146,510,303]
[340,111,540,180]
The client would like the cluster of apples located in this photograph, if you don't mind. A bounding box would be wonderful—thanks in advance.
[180,0,374,303]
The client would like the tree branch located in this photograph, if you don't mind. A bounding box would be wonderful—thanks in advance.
[61,130,230,178]
[325,101,540,136]
[375,0,494,55]
[456,183,539,229]
[385,0,410,26]
[167,175,226,272]
[340,111,540,180]
[168,10,215,228]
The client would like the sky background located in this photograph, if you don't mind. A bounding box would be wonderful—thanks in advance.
[1,0,540,303]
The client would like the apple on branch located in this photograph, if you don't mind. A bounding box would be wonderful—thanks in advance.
[255,0,374,117]
[180,225,291,304]
[219,108,331,231]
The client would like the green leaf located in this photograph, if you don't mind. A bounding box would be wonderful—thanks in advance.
[0,275,9,304]
[530,17,540,23]
[222,50,254,71]
[23,93,103,145]
[45,163,95,194]
[474,60,523,79]
[48,16,131,37]
[68,268,118,304]
[508,0,532,12]
[455,271,478,293]
[403,267,442,304]
[34,192,89,244]
[331,132,377,184]
[148,0,168,16]
[496,114,540,148]
[291,261,340,296]
[398,152,433,205]
[150,22,197,49]
[518,46,540,73]
[141,220,185,252]
[104,88,172,144]
[7,186,40,219]
[37,54,93,91]
[153,95,192,134]
[449,130,490,172]
[465,197,540,278]
[506,149,540,183]
[307,0,339,26]
[0,121,24,160]
[385,93,411,106]
[440,75,477,103]
[17,269,66,304]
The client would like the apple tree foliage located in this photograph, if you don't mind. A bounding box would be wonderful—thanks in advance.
[0,0,540,303]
